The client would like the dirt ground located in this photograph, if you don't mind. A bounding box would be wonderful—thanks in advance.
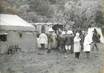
[0,43,104,73]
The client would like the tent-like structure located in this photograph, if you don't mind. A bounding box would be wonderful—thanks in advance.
[88,27,104,44]
[95,27,104,44]
[0,14,36,53]
[0,14,35,31]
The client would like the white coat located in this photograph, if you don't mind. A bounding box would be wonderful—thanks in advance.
[83,33,92,52]
[83,27,95,52]
[87,27,94,43]
[74,33,81,52]
[39,33,48,46]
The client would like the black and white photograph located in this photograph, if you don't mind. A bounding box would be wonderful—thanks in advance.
[0,0,104,73]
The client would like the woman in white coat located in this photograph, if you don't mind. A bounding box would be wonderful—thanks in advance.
[74,32,81,59]
[83,30,93,58]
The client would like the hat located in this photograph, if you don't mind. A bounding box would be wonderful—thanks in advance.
[48,28,54,32]
[61,31,66,35]
[67,30,73,34]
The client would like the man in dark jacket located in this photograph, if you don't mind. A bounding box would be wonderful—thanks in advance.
[92,29,100,51]
[65,30,74,53]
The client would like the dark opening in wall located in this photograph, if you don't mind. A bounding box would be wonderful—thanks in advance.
[0,34,7,42]
[19,33,22,38]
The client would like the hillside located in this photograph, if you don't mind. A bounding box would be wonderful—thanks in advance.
[0,0,104,27]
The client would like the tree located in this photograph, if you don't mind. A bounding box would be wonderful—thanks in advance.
[30,0,54,18]
[63,0,101,28]
[0,0,17,14]
[95,10,104,27]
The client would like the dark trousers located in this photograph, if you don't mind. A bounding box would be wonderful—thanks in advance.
[75,52,80,59]
[92,42,99,51]
[70,44,74,54]
[85,51,90,58]
[81,43,84,50]
[41,44,45,49]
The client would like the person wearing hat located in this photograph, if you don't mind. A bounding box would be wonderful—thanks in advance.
[74,32,81,59]
[47,28,54,53]
[65,30,74,54]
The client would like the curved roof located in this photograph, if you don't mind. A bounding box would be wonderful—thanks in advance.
[0,14,35,31]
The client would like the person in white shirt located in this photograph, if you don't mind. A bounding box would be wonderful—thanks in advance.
[83,26,94,58]
[74,32,81,59]
[39,32,48,49]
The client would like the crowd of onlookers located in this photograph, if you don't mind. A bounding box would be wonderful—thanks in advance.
[37,25,101,59]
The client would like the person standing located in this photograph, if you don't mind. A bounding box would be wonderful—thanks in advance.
[36,33,40,49]
[74,32,81,59]
[58,31,66,52]
[38,32,48,50]
[65,30,74,53]
[51,31,57,50]
[92,28,100,51]
[83,31,93,59]
[79,30,85,51]
[47,28,54,53]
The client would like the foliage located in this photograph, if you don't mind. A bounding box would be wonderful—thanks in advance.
[0,0,17,14]
[0,0,104,28]
[29,0,54,18]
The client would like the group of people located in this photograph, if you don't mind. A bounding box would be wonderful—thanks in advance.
[37,26,101,59]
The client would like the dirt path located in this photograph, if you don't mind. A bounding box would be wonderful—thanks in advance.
[0,43,104,73]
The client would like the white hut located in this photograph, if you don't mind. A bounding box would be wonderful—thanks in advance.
[31,23,62,34]
[0,14,36,53]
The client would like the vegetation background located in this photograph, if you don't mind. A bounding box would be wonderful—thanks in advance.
[0,0,104,28]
